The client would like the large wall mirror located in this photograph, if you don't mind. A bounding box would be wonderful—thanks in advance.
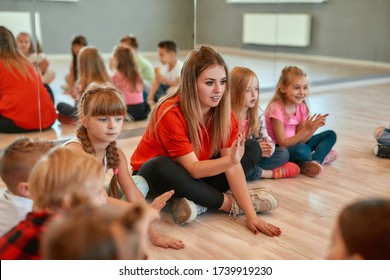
[0,0,194,149]
[1,0,390,150]
[195,0,390,93]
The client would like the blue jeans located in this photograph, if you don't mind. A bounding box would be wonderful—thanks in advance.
[288,130,337,164]
[246,146,289,181]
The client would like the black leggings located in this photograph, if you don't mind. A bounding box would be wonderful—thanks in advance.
[137,139,261,209]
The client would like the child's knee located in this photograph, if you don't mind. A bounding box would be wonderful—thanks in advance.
[290,144,312,162]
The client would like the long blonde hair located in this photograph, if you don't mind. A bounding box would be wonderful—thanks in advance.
[0,26,33,80]
[149,46,231,157]
[29,147,104,212]
[113,45,143,91]
[77,46,110,92]
[77,82,128,199]
[230,66,260,138]
[267,66,309,118]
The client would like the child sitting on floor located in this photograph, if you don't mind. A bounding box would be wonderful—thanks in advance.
[0,147,107,259]
[229,66,300,180]
[265,66,338,177]
[0,138,54,236]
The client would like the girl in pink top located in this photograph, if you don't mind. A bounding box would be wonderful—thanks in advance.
[230,66,300,180]
[111,46,150,121]
[265,66,338,177]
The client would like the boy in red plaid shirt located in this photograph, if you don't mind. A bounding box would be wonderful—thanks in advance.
[0,148,107,259]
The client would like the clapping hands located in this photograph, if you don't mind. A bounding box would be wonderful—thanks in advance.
[303,113,329,131]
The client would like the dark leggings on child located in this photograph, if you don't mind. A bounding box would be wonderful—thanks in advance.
[137,139,261,209]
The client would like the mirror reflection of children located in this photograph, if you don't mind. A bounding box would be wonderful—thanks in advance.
[327,198,390,260]
[118,34,155,94]
[61,35,88,93]
[16,32,56,86]
[0,26,57,133]
[147,40,183,104]
[111,46,150,121]
[265,66,338,177]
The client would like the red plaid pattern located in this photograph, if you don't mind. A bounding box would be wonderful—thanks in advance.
[0,211,53,260]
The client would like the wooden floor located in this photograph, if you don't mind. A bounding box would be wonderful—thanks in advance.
[112,82,390,260]
[1,50,390,260]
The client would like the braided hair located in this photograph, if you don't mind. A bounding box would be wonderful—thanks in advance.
[77,82,128,199]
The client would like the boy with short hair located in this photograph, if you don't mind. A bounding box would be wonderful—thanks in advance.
[0,147,107,259]
[0,138,54,236]
[147,40,183,103]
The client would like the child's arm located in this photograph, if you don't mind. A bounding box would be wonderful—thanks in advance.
[147,79,160,103]
[272,114,327,147]
[117,149,174,211]
[117,149,148,204]
[175,134,245,179]
[106,195,185,250]
[66,63,75,90]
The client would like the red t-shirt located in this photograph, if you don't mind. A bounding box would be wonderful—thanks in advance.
[131,96,239,171]
[0,61,57,130]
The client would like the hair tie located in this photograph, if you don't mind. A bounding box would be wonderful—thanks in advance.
[114,168,119,175]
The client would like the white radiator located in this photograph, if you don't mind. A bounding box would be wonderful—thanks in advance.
[243,13,311,47]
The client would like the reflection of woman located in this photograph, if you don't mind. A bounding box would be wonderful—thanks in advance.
[0,26,57,133]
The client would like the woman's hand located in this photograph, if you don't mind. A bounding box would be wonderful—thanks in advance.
[230,133,245,164]
[246,216,282,237]
[150,190,174,211]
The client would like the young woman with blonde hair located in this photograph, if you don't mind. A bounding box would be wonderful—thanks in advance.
[131,46,281,237]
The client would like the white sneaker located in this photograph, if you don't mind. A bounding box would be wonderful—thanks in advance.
[170,198,207,225]
[228,187,279,219]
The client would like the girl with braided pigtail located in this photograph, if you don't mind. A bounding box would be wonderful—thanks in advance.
[65,82,184,250]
